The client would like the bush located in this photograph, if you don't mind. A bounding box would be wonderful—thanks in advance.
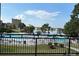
[59,43,64,48]
[54,43,58,47]
[48,42,52,46]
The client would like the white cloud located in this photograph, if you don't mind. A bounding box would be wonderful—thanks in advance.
[13,10,60,20]
[13,14,24,20]
[1,10,61,27]
[24,10,61,20]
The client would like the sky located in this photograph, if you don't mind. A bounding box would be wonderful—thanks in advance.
[1,3,76,28]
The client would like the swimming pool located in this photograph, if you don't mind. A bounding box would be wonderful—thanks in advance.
[0,33,69,45]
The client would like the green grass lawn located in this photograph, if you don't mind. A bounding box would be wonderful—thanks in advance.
[0,44,78,54]
[37,44,68,53]
[0,45,35,53]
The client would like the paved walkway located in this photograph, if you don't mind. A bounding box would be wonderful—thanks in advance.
[70,47,79,52]
[65,46,79,52]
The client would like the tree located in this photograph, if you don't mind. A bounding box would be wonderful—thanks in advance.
[64,4,79,36]
[0,28,14,33]
[12,24,16,29]
[24,25,35,33]
[24,26,30,33]
[18,23,26,29]
[57,28,64,34]
[28,25,35,33]
[64,18,79,36]
[41,23,51,33]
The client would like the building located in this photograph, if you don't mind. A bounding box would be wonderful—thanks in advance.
[0,20,6,28]
[0,20,3,28]
[34,27,64,34]
[6,23,12,29]
[0,20,2,25]
[12,18,21,29]
[34,27,42,33]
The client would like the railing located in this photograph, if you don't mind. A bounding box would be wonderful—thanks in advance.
[0,33,79,56]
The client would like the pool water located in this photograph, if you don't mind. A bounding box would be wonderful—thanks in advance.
[0,34,69,45]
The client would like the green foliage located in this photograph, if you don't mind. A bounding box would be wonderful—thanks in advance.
[64,4,79,37]
[18,23,26,29]
[41,23,50,33]
[24,25,35,33]
[54,43,58,47]
[0,28,14,33]
[48,42,52,46]
[64,19,79,36]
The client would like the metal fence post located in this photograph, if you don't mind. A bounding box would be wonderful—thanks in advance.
[35,38,37,56]
[68,37,71,55]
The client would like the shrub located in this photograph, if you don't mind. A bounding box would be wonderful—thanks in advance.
[48,42,52,46]
[59,43,64,48]
[54,43,58,47]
